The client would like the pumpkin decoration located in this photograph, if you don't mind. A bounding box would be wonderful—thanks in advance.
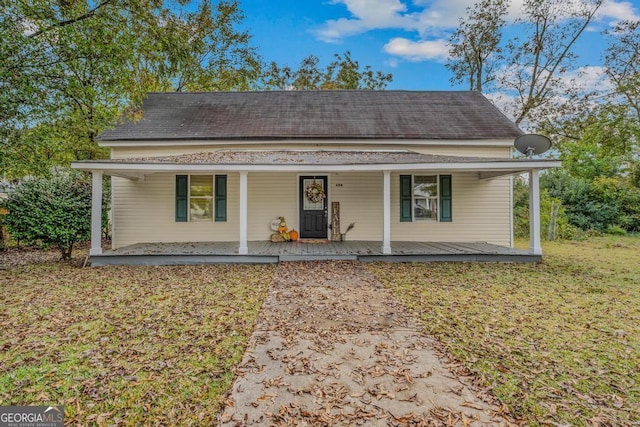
[289,229,299,241]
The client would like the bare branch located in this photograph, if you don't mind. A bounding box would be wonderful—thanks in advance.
[28,0,115,39]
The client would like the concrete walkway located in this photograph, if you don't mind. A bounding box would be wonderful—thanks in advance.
[218,261,517,426]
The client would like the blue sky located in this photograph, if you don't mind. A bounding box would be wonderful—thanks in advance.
[242,0,640,91]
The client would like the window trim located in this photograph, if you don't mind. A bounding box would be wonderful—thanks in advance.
[176,174,227,223]
[188,175,214,222]
[400,174,451,222]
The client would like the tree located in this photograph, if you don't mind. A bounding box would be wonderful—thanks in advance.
[262,51,392,90]
[604,20,640,123]
[447,0,509,92]
[500,0,604,126]
[2,169,95,260]
[0,0,260,178]
[1,2,391,179]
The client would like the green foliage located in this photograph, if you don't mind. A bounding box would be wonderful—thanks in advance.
[261,51,392,90]
[0,0,261,178]
[513,177,530,239]
[2,169,93,259]
[543,170,640,233]
[513,176,576,240]
[605,224,627,235]
[1,1,393,178]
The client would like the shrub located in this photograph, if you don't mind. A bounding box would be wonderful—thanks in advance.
[3,169,92,260]
[513,177,574,240]
[605,225,627,235]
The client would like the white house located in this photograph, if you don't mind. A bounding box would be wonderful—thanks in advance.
[72,90,560,264]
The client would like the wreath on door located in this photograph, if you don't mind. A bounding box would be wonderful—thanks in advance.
[305,180,326,203]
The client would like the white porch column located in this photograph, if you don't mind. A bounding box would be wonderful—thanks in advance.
[239,171,248,255]
[383,170,392,255]
[529,169,542,255]
[90,171,103,256]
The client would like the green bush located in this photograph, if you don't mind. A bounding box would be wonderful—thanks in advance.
[542,170,640,233]
[605,224,627,235]
[3,169,92,260]
[513,177,574,240]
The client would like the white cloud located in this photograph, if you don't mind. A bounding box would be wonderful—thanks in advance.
[315,0,476,42]
[383,38,449,62]
[315,0,639,63]
[597,0,640,23]
[315,0,414,42]
[558,65,614,94]
[385,58,400,68]
[316,0,639,40]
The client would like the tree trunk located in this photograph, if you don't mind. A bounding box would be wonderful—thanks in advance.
[60,243,74,261]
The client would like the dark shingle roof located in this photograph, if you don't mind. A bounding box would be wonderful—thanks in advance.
[97,91,522,141]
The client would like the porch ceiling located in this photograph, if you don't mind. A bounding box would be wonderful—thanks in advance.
[72,150,560,180]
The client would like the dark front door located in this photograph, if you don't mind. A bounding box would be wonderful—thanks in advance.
[299,176,328,239]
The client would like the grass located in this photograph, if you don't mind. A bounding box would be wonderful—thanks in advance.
[0,263,274,425]
[368,235,640,426]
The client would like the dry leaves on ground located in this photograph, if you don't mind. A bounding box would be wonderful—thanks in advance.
[221,261,519,427]
[368,236,640,426]
[0,262,274,425]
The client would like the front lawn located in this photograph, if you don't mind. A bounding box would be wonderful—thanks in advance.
[0,263,274,425]
[369,236,640,426]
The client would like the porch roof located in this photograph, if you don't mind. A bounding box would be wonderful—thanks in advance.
[72,150,560,180]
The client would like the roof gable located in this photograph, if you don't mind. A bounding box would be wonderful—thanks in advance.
[98,90,522,142]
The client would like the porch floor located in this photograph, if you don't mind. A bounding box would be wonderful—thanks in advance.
[91,241,539,266]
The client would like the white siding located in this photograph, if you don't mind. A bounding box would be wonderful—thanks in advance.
[329,173,383,241]
[112,173,239,248]
[246,172,382,241]
[391,172,511,246]
[112,170,511,247]
[109,144,513,248]
[247,173,297,240]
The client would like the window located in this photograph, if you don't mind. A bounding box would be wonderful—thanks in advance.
[176,175,227,222]
[189,175,213,221]
[400,174,452,222]
[413,175,438,220]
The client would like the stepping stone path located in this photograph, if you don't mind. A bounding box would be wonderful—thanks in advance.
[218,261,517,426]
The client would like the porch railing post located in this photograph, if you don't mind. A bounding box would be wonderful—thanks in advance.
[239,171,248,255]
[529,169,542,255]
[383,170,391,255]
[90,170,103,256]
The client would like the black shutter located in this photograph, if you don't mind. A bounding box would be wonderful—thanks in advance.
[400,175,412,222]
[215,175,227,222]
[440,175,452,222]
[176,175,188,222]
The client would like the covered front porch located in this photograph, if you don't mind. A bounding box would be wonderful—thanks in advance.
[72,150,561,265]
[89,240,539,266]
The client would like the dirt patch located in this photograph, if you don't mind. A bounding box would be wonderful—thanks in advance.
[219,261,519,426]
